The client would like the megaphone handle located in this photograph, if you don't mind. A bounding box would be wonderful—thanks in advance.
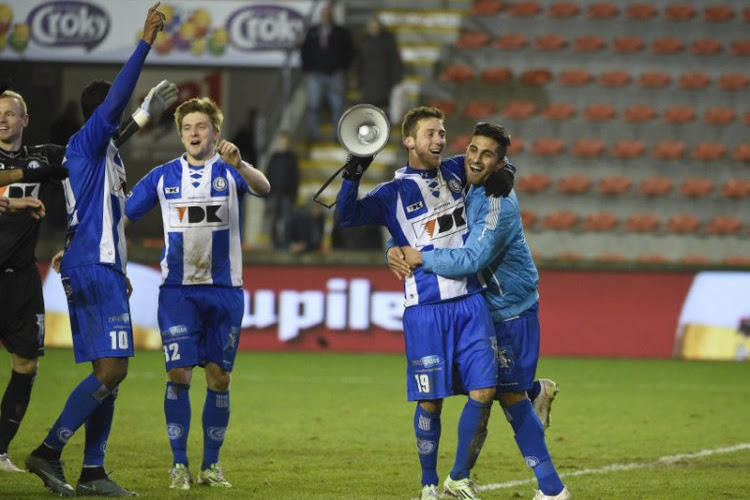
[312,164,348,209]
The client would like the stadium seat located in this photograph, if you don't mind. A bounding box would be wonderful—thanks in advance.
[520,210,537,228]
[438,64,475,84]
[556,173,593,194]
[638,176,673,197]
[639,71,672,89]
[599,70,632,87]
[679,177,715,197]
[624,213,661,233]
[611,139,646,159]
[543,102,577,121]
[690,38,723,56]
[455,31,490,49]
[558,69,593,86]
[626,3,658,20]
[471,0,504,15]
[623,104,657,123]
[703,107,736,126]
[448,134,471,154]
[637,253,669,264]
[744,111,750,125]
[427,99,456,116]
[680,254,712,265]
[730,40,750,57]
[582,212,619,232]
[572,35,606,52]
[534,34,567,51]
[547,2,580,18]
[555,251,585,261]
[595,252,628,263]
[679,72,711,90]
[613,36,645,53]
[583,103,616,122]
[666,214,701,234]
[663,105,696,125]
[543,210,579,230]
[664,5,695,21]
[493,33,527,50]
[719,178,750,199]
[571,138,606,158]
[507,1,542,17]
[507,137,524,155]
[732,143,750,163]
[722,255,750,266]
[464,100,497,119]
[520,68,553,86]
[480,66,514,85]
[651,37,684,55]
[651,140,686,160]
[691,141,726,161]
[531,137,566,156]
[596,175,632,195]
[703,5,734,22]
[718,73,750,91]
[516,173,550,194]
[706,215,742,235]
[501,100,538,120]
[587,3,619,20]
[743,7,750,23]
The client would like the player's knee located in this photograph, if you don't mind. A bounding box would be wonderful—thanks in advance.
[470,386,496,404]
[11,354,39,375]
[497,391,527,408]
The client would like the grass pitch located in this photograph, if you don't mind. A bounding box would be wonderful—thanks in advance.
[2,350,749,499]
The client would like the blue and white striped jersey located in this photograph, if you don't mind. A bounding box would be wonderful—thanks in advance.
[125,154,251,287]
[336,154,485,307]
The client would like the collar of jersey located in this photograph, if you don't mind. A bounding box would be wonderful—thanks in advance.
[403,165,438,178]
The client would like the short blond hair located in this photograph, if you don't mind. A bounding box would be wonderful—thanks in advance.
[0,90,28,115]
[174,97,223,132]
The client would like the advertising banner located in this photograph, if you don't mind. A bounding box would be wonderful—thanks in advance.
[0,0,314,66]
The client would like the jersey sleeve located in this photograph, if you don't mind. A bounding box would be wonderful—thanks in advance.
[334,178,389,227]
[125,167,161,222]
[227,165,251,196]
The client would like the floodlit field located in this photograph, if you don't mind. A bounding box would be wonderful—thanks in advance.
[2,349,749,499]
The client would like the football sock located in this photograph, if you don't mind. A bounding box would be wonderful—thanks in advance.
[201,388,230,470]
[527,380,542,401]
[450,397,491,480]
[165,382,191,466]
[83,387,117,466]
[505,399,564,496]
[43,374,110,451]
[79,465,107,483]
[414,404,441,487]
[0,370,35,454]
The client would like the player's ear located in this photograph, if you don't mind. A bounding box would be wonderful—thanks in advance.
[403,136,414,150]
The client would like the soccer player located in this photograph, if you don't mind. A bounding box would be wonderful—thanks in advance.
[335,106,502,500]
[0,88,68,474]
[124,96,270,490]
[24,3,166,497]
[393,123,571,500]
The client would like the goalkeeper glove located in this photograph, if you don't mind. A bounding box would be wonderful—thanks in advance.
[131,79,179,127]
[341,154,374,182]
[21,164,68,183]
[484,167,515,197]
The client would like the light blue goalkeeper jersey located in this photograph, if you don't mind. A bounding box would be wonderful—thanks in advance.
[125,154,251,287]
[60,40,152,274]
[336,154,485,307]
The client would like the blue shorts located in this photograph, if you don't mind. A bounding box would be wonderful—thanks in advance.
[402,293,498,401]
[61,265,134,363]
[494,302,540,393]
[158,285,243,372]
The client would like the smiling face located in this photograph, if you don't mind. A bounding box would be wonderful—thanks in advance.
[0,95,28,151]
[179,111,219,164]
[465,134,504,186]
[403,117,445,169]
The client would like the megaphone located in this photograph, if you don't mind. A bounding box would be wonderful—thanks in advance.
[337,104,390,157]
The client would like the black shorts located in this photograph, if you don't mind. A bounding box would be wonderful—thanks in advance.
[0,265,45,359]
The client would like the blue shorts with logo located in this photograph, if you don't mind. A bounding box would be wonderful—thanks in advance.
[158,284,243,372]
[403,293,498,401]
[61,265,134,363]
[494,302,540,393]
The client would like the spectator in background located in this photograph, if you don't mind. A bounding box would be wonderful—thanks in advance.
[48,100,82,147]
[265,131,299,249]
[289,201,327,254]
[230,107,257,166]
[358,15,403,111]
[300,4,355,141]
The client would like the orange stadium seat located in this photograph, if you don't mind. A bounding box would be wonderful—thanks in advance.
[519,68,553,86]
[455,31,490,49]
[427,99,456,116]
[624,213,661,233]
[626,3,658,20]
[583,103,616,122]
[572,35,606,52]
[493,33,528,50]
[555,251,585,261]
[703,106,736,125]
[663,105,696,125]
[666,214,701,234]
[583,212,619,232]
[743,7,750,23]
[571,139,607,158]
[613,36,645,53]
[623,104,657,123]
[480,66,514,84]
[558,69,593,87]
[744,111,750,125]
[596,175,632,195]
[534,34,567,51]
[516,173,551,193]
[637,253,670,264]
[680,177,715,197]
[587,3,619,19]
[507,137,525,156]
[531,137,566,156]
[438,64,475,84]
[651,37,684,55]
[664,5,695,21]
[520,210,538,229]
[732,144,750,163]
[718,73,750,91]
[720,178,750,199]
[722,255,750,266]
[679,72,711,90]
[691,141,726,161]
[508,1,542,17]
[543,102,577,121]
[599,70,632,87]
[690,38,723,56]
[556,174,593,193]
[547,2,580,18]
[730,40,750,57]
[703,5,734,22]
[596,252,628,263]
[639,71,672,89]
[680,254,712,265]
[611,139,646,159]
[501,100,538,120]
[448,134,471,154]
[463,100,497,119]
[706,215,742,235]
[543,210,579,230]
[471,0,505,15]
[651,140,686,160]
[638,176,673,197]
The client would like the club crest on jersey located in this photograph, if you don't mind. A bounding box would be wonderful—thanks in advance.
[448,178,462,193]
[213,177,228,191]
[164,186,180,194]
[26,160,42,170]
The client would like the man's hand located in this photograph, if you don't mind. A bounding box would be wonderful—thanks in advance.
[216,140,242,168]
[21,164,68,183]
[401,246,423,267]
[142,2,166,45]
[0,196,8,215]
[5,197,46,219]
[484,167,515,197]
[341,154,374,182]
[386,246,412,281]
[141,80,178,120]
[51,249,65,273]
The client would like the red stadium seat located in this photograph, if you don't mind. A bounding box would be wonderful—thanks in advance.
[596,175,632,195]
[571,139,606,158]
[680,254,712,265]
[501,100,538,120]
[722,255,750,266]
[543,102,577,121]
[690,38,723,56]
[556,174,592,194]
[743,7,750,23]
[651,140,686,160]
[587,3,619,19]
[638,176,673,197]
[702,107,736,126]
[613,36,645,53]
[744,111,750,125]
[471,0,505,15]
[624,213,661,233]
[508,1,542,17]
[666,214,701,234]
[599,70,631,87]
[448,134,471,154]
[583,212,619,232]
[547,2,580,18]
[519,68,553,86]
[706,215,742,235]
[732,143,750,163]
[718,73,750,91]
[516,173,551,193]
[493,33,527,50]
[455,31,490,49]
[572,35,606,52]
[583,103,616,122]
[611,139,646,159]
[626,3,658,20]
[507,137,525,155]
[680,177,715,197]
[720,178,750,199]
[639,71,672,89]
[480,66,514,84]
[679,72,711,90]
[463,100,497,119]
[543,210,579,230]
[555,251,585,261]
[426,99,457,116]
[663,105,696,125]
[531,137,566,156]
[651,37,684,55]
[703,5,734,22]
[637,253,670,264]
[664,5,695,21]
[596,252,628,263]
[558,69,593,86]
[534,34,567,51]
[623,104,657,123]
[730,40,750,57]
[438,64,475,84]
[520,210,537,228]
[691,141,726,161]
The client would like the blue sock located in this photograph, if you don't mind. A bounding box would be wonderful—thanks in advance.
[83,387,117,466]
[414,404,441,487]
[527,380,542,401]
[165,382,191,466]
[201,388,230,470]
[44,374,110,451]
[451,398,492,480]
[506,399,564,495]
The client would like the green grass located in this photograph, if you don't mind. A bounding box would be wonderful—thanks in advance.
[2,350,749,499]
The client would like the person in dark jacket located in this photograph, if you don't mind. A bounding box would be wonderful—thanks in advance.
[265,132,299,249]
[358,16,403,110]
